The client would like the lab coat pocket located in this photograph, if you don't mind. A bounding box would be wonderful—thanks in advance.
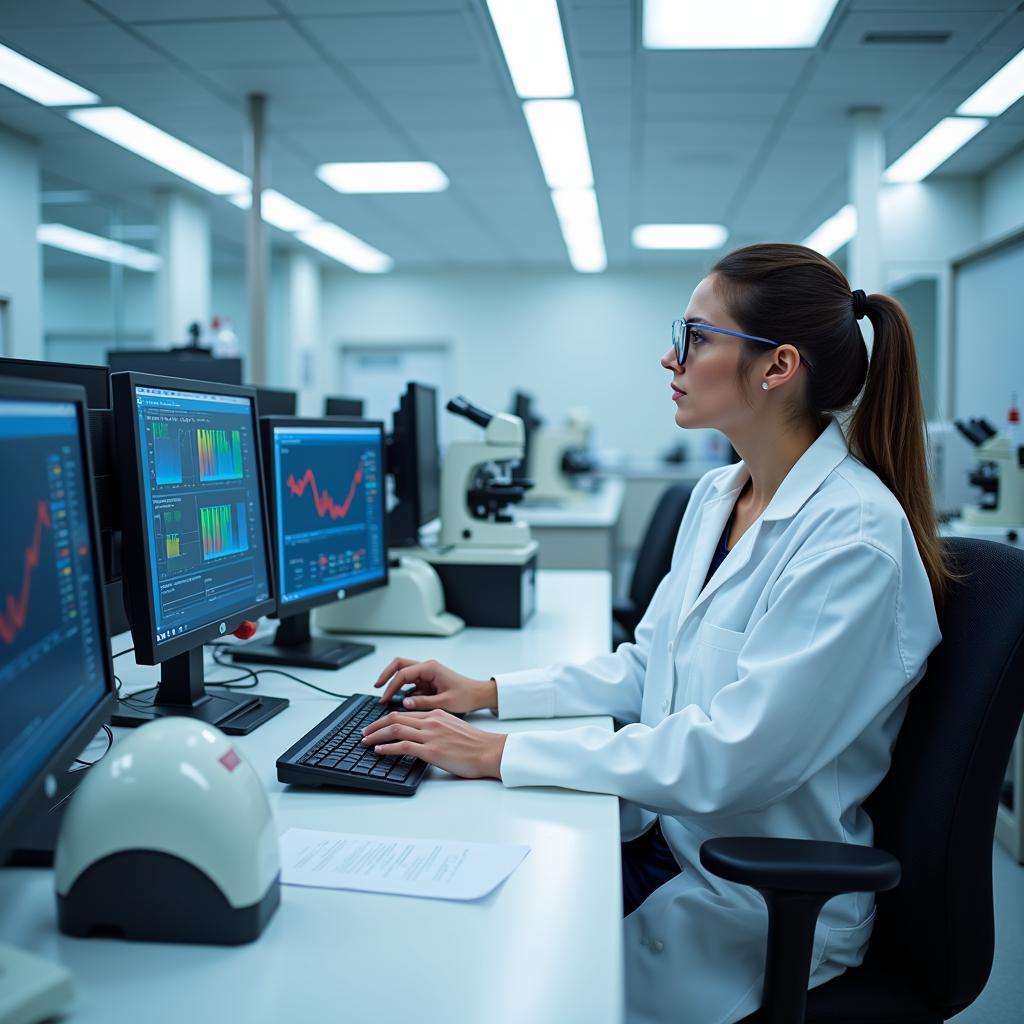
[690,622,746,710]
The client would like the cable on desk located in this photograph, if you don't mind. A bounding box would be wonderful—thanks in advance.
[208,645,352,700]
[70,724,113,771]
[112,646,135,660]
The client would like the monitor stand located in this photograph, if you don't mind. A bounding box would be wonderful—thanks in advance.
[228,610,375,672]
[112,646,289,735]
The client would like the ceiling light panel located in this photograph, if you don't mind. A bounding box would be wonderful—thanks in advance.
[884,117,989,184]
[38,223,161,272]
[229,189,321,233]
[551,188,607,273]
[522,100,594,189]
[67,107,249,196]
[801,204,856,257]
[632,224,729,250]
[957,47,1024,118]
[0,42,99,106]
[316,162,449,194]
[485,0,574,98]
[296,222,393,274]
[643,0,841,49]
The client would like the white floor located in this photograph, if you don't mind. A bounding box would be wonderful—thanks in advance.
[950,842,1024,1021]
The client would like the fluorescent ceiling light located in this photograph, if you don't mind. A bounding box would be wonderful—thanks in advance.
[296,222,393,274]
[551,188,607,273]
[643,0,841,49]
[801,204,856,257]
[632,223,728,250]
[884,117,988,183]
[0,42,99,106]
[38,223,161,272]
[486,0,574,98]
[316,162,449,194]
[957,47,1024,117]
[229,189,321,232]
[67,107,249,196]
[523,100,594,189]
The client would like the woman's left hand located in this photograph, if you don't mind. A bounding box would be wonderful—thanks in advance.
[361,709,507,780]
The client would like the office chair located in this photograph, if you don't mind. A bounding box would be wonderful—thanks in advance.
[613,483,693,648]
[700,537,1024,1024]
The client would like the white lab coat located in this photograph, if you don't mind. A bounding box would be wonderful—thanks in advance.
[495,418,942,1024]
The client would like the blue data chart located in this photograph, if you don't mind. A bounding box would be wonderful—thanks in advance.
[135,387,270,645]
[272,426,386,608]
[0,400,107,818]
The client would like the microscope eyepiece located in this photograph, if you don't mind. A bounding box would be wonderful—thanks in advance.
[446,395,493,429]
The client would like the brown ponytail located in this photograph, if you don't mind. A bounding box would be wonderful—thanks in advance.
[711,243,955,609]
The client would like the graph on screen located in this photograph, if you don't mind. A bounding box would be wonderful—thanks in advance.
[200,502,249,560]
[285,460,365,523]
[274,429,385,606]
[0,499,51,646]
[197,428,243,482]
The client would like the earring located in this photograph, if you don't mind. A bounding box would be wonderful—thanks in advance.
[761,382,769,391]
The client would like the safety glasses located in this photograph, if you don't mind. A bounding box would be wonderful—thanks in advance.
[671,320,813,372]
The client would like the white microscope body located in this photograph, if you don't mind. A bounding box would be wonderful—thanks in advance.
[527,408,594,504]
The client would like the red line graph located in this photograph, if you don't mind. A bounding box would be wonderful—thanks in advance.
[286,460,364,521]
[0,499,52,646]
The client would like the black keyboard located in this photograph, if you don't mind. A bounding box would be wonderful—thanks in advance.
[276,693,428,796]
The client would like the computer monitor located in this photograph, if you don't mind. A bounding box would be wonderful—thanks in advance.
[0,358,131,636]
[388,382,441,547]
[108,349,243,386]
[0,377,116,864]
[324,396,364,418]
[232,417,388,671]
[110,372,286,734]
[255,387,297,417]
[0,356,110,409]
[510,390,539,483]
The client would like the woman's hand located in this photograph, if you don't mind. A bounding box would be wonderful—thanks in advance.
[361,709,507,780]
[373,657,497,715]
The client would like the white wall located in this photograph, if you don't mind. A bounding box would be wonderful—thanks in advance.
[980,144,1024,243]
[319,267,719,462]
[0,125,42,358]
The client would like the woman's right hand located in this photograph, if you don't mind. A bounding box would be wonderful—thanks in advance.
[373,658,497,715]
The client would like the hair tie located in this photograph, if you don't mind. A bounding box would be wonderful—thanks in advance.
[851,289,868,320]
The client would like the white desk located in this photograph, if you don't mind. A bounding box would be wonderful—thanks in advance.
[516,479,625,583]
[0,571,624,1024]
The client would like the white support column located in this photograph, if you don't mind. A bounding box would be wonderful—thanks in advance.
[284,250,322,415]
[848,107,884,301]
[156,189,211,346]
[0,126,42,358]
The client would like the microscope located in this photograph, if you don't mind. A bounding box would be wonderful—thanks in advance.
[416,396,539,627]
[526,408,598,504]
[945,416,1024,545]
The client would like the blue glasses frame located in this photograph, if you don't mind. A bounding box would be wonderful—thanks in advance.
[671,319,813,372]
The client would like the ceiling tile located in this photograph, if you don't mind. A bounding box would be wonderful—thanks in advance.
[135,18,320,65]
[303,12,481,62]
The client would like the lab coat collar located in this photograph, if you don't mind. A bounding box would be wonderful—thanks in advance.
[708,417,849,523]
[675,419,849,631]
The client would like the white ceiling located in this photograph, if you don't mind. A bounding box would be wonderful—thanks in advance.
[2,0,1023,272]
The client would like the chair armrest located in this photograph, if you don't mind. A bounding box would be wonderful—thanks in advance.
[700,839,900,1023]
[700,837,901,896]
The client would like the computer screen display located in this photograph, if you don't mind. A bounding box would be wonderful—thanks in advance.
[270,423,387,610]
[0,394,111,831]
[134,384,272,646]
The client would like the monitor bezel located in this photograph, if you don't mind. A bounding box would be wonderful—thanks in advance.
[111,371,277,666]
[259,415,390,619]
[0,376,117,862]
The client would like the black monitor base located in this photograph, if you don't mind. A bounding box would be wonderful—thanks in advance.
[112,689,289,736]
[111,646,289,735]
[228,610,375,672]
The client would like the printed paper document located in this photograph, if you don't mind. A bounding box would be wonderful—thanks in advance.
[280,827,530,901]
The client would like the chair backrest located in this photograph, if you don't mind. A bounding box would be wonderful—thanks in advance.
[629,483,693,615]
[864,538,1024,1015]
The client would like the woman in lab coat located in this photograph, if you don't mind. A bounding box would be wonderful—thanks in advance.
[362,243,950,1024]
